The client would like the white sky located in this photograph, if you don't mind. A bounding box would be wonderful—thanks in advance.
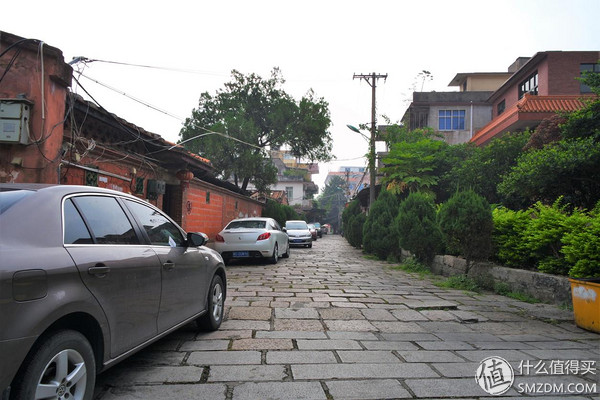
[3,0,599,191]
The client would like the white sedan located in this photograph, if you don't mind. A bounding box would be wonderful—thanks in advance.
[214,217,290,264]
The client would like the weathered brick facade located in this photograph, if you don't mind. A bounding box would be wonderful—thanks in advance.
[1,30,263,236]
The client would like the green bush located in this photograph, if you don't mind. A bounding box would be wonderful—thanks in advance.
[438,190,493,266]
[491,200,598,278]
[395,192,442,263]
[521,200,574,275]
[363,190,400,260]
[342,199,361,235]
[492,207,536,269]
[262,199,300,226]
[561,210,600,278]
[347,213,366,248]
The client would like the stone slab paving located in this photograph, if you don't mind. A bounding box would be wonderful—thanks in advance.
[94,234,599,399]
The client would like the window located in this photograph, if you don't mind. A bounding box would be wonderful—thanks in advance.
[497,100,506,115]
[519,71,538,99]
[226,220,266,229]
[438,110,465,130]
[135,177,144,194]
[85,170,98,187]
[285,186,293,201]
[63,199,93,244]
[125,199,184,246]
[580,63,600,93]
[71,196,139,245]
[206,191,211,204]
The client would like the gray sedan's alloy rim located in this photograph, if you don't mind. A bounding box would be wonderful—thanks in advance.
[35,349,87,400]
[212,283,224,322]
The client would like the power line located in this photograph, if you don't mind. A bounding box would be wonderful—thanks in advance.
[79,73,185,120]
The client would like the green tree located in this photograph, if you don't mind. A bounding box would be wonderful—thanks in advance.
[362,189,400,260]
[342,199,361,236]
[498,137,600,210]
[438,190,493,270]
[262,199,299,227]
[179,68,333,192]
[381,139,447,196]
[445,131,530,205]
[396,192,443,263]
[318,175,348,232]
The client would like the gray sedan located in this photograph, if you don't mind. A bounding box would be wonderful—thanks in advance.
[0,184,226,400]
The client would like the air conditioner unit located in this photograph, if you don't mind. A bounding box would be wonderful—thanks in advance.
[0,99,33,145]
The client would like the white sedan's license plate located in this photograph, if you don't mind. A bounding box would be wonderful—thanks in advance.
[292,239,303,243]
[233,251,249,257]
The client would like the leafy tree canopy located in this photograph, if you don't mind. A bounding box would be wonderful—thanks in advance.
[179,68,333,192]
[381,138,447,197]
[318,175,348,231]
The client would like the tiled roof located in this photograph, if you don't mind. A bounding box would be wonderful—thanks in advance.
[516,94,589,112]
[470,94,595,146]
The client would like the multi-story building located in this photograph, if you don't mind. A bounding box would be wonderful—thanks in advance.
[402,70,513,145]
[324,166,369,199]
[268,149,319,208]
[471,51,599,145]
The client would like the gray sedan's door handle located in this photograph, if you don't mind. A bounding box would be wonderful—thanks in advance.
[163,262,175,271]
[88,265,110,276]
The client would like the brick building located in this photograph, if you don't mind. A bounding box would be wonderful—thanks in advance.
[471,51,599,145]
[0,30,262,241]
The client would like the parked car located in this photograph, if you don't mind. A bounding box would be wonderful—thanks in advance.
[310,222,323,238]
[307,223,318,241]
[285,220,313,248]
[214,217,289,264]
[0,184,226,400]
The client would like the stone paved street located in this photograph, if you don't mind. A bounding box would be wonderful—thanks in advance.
[94,235,599,399]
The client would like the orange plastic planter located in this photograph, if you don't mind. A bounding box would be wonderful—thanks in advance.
[569,278,600,333]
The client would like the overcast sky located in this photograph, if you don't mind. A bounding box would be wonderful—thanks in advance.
[3,0,599,191]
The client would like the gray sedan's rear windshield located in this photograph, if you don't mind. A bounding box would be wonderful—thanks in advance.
[0,190,33,214]
[286,222,308,230]
[226,220,266,229]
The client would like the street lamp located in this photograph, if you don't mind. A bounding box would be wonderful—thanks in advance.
[347,124,376,210]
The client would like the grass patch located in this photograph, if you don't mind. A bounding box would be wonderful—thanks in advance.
[390,258,432,276]
[435,275,481,293]
[494,282,541,304]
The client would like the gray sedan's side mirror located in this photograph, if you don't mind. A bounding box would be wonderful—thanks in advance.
[282,227,287,233]
[187,232,208,247]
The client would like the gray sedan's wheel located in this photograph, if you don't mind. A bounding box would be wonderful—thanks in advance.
[11,330,95,400]
[197,274,225,331]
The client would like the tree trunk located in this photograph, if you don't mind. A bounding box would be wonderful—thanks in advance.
[241,177,250,191]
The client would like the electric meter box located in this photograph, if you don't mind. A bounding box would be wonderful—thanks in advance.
[0,99,33,144]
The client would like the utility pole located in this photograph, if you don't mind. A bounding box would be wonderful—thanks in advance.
[353,72,388,209]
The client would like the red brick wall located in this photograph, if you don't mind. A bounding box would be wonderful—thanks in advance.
[181,180,263,241]
[0,35,71,184]
[546,52,600,94]
[59,151,164,208]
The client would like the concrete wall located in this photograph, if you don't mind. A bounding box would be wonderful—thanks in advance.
[429,254,572,305]
[429,104,492,145]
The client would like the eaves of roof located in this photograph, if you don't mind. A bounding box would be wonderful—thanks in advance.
[470,94,594,146]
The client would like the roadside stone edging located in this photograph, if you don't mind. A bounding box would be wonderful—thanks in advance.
[428,254,572,305]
